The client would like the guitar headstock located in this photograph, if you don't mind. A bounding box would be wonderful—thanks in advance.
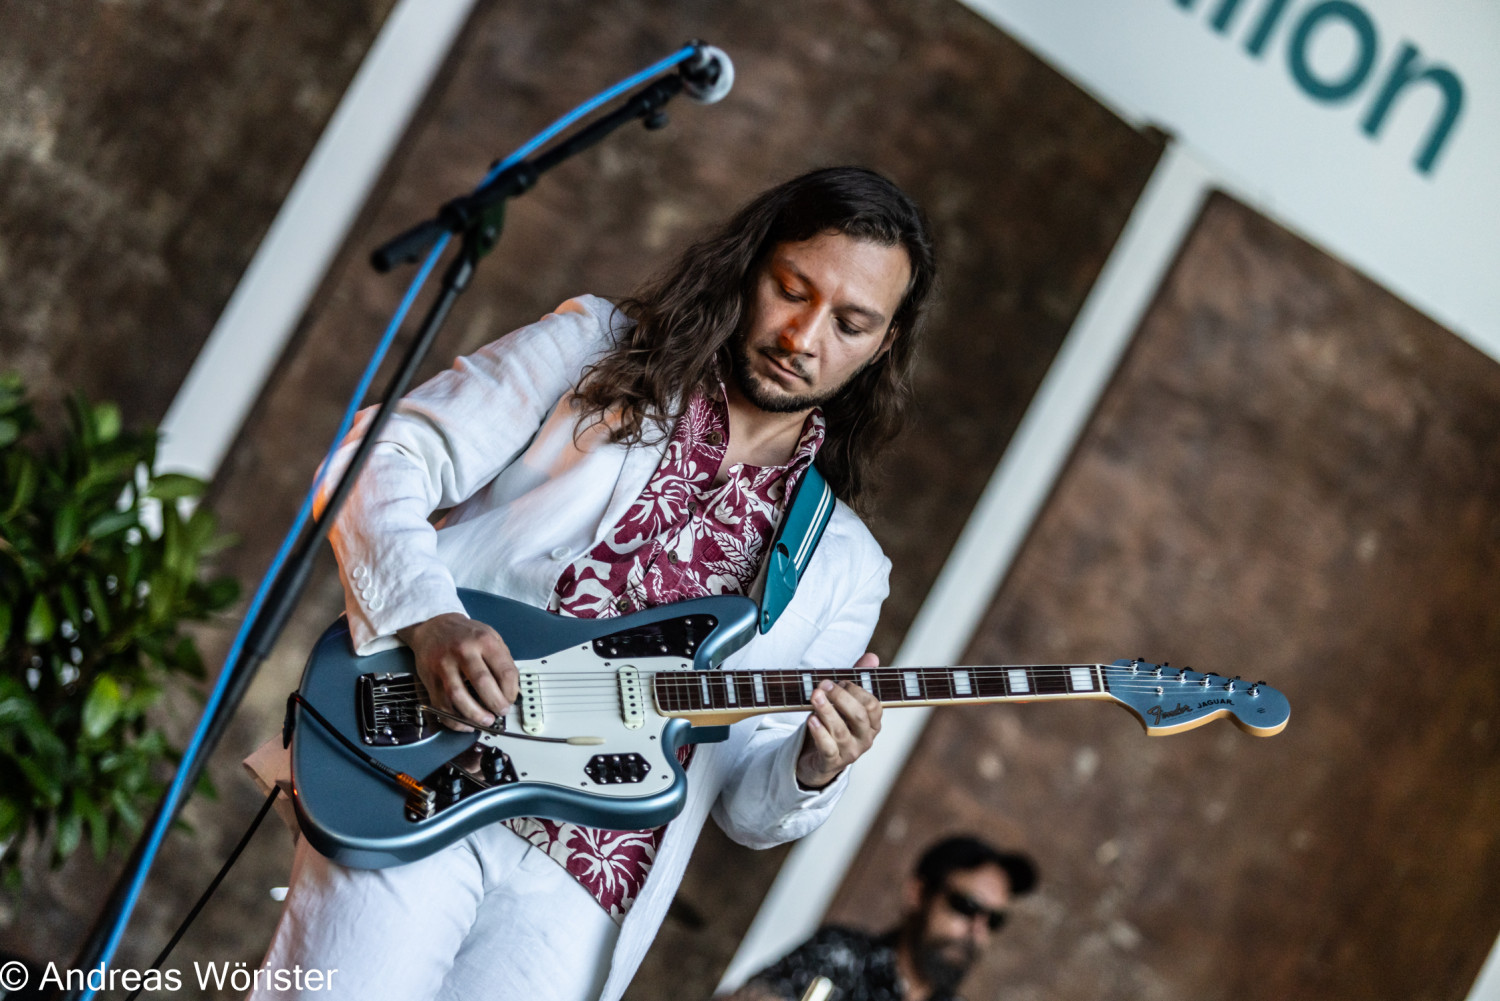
[1103,659,1289,737]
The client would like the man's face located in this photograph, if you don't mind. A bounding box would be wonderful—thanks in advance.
[905,863,1012,994]
[731,230,912,414]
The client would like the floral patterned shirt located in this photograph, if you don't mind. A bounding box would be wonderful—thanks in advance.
[503,387,825,921]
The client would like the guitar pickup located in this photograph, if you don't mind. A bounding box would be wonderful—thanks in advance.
[617,665,645,730]
[518,672,544,735]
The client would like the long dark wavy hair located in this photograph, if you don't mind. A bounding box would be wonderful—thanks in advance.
[575,166,936,511]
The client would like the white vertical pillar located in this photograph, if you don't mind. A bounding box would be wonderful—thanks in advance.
[156,0,478,481]
[1469,939,1500,1001]
[718,141,1216,992]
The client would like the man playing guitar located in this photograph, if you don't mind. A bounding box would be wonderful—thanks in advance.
[248,166,937,1001]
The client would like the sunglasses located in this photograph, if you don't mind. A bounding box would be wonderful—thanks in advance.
[942,889,1007,931]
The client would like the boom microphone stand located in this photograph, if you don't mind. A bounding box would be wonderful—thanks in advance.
[62,43,729,1000]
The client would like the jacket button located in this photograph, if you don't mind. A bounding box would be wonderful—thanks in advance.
[352,565,369,580]
[550,546,570,561]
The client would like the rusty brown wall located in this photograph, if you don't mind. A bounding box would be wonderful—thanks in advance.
[0,0,394,426]
[829,193,1500,1001]
[0,0,390,959]
[1,0,1164,994]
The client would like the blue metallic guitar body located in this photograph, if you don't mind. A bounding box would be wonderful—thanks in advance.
[290,589,758,869]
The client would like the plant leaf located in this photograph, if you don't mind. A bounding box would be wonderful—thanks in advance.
[54,808,83,860]
[145,473,207,501]
[82,675,123,739]
[92,402,121,443]
[87,508,138,540]
[53,501,81,556]
[26,594,55,644]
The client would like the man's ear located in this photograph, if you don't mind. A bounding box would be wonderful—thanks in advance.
[876,325,900,360]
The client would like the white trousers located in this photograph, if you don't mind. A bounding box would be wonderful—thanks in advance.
[249,826,619,1001]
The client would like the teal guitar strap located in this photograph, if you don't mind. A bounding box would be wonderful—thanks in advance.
[760,463,835,634]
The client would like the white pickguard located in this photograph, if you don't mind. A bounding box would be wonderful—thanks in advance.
[470,644,694,800]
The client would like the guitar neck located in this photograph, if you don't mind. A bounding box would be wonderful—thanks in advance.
[653,663,1114,724]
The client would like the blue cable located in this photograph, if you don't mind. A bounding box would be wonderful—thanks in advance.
[83,43,699,994]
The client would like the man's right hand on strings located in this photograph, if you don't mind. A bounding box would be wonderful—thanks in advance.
[397,612,520,730]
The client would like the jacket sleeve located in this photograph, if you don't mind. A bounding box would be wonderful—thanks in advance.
[709,547,891,849]
[318,297,618,653]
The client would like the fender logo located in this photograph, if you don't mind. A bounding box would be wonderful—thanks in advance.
[1147,703,1192,725]
[1197,698,1232,709]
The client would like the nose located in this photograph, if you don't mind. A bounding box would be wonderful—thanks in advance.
[777,304,826,355]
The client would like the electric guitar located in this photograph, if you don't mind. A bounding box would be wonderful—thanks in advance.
[289,589,1290,868]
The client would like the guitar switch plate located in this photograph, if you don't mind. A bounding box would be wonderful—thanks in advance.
[584,753,651,785]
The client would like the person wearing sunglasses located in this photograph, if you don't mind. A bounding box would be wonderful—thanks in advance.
[724,835,1037,1001]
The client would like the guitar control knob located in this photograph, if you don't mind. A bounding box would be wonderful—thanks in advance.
[438,767,466,806]
[482,746,507,783]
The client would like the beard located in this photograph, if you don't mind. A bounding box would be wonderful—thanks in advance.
[730,332,867,414]
[902,921,978,996]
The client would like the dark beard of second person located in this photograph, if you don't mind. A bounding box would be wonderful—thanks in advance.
[729,325,874,415]
[899,911,977,998]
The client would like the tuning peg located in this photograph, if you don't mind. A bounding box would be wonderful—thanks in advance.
[1224,679,1236,692]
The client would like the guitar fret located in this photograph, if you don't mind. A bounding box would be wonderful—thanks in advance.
[924,667,954,701]
[769,673,800,708]
[976,669,1007,698]
[875,671,905,703]
[1033,667,1069,696]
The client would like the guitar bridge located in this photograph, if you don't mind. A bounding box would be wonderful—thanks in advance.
[357,673,440,745]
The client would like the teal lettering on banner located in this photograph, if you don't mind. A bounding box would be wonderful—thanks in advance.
[1244,0,1293,57]
[1211,0,1246,34]
[1288,1,1378,102]
[1174,0,1466,176]
[1361,43,1464,174]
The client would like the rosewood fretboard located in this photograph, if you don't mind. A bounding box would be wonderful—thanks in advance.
[652,663,1113,718]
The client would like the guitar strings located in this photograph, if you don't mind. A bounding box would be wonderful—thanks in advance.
[360,665,1256,716]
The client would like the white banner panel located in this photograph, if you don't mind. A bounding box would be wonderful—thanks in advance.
[961,0,1500,361]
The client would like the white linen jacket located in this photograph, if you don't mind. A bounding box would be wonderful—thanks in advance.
[275,295,890,1001]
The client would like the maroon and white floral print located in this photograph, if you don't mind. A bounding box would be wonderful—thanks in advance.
[504,387,824,921]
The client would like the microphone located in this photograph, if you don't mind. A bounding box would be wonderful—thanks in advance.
[680,42,734,104]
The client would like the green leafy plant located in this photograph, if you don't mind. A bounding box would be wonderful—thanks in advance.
[0,373,239,881]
